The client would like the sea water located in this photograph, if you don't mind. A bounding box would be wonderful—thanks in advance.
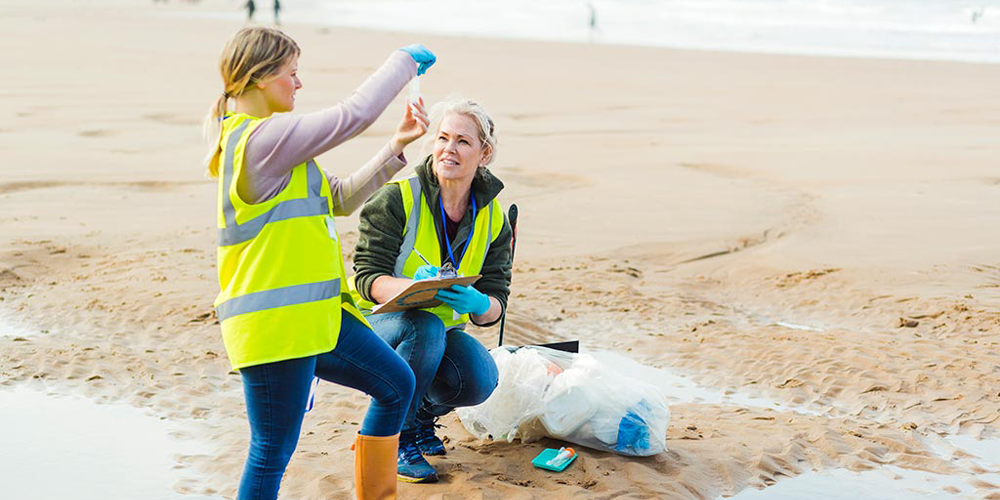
[180,0,1000,63]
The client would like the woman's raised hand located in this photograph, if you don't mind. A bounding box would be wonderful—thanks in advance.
[398,44,436,75]
[390,98,429,156]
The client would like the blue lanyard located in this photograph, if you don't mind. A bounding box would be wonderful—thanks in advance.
[439,192,476,267]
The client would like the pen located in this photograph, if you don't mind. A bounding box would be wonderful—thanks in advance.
[413,248,433,267]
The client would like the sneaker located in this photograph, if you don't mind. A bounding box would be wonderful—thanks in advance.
[397,435,439,483]
[415,419,447,456]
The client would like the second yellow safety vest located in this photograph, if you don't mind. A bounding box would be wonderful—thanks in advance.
[351,175,503,329]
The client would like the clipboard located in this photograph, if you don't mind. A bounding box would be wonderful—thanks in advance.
[370,275,481,314]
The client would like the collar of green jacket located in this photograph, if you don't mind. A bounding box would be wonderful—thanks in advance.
[415,155,505,211]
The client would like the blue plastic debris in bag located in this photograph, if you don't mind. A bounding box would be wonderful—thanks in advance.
[615,403,652,455]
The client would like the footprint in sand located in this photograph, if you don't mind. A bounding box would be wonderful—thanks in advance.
[142,112,199,126]
[78,129,115,138]
[0,181,65,195]
[501,166,590,193]
[0,268,23,285]
[126,180,202,192]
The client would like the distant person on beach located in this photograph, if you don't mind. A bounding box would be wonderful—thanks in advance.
[203,27,436,500]
[586,1,599,41]
[350,98,511,483]
[273,0,280,25]
[972,7,984,23]
[245,0,255,22]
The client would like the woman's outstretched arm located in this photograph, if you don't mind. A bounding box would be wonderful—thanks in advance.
[239,50,418,203]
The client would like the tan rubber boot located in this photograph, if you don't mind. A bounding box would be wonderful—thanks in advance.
[354,433,400,500]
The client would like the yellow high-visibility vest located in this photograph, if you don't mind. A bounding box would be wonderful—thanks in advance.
[351,175,503,329]
[215,113,368,369]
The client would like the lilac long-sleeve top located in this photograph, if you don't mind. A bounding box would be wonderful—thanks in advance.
[237,50,416,215]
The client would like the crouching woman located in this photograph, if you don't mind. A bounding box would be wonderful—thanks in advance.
[351,98,511,483]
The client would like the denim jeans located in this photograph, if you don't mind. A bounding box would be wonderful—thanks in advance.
[367,310,499,435]
[237,310,416,500]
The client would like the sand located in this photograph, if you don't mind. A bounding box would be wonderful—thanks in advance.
[2,0,1000,498]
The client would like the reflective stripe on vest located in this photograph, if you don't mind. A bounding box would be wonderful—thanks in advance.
[216,279,340,321]
[393,177,423,276]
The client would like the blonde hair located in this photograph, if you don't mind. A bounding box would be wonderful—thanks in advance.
[203,27,300,177]
[426,97,498,172]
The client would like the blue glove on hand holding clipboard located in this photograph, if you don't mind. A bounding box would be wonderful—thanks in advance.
[436,285,490,315]
[413,265,439,281]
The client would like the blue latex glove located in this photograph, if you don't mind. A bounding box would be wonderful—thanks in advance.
[435,285,490,316]
[412,265,439,281]
[398,44,436,75]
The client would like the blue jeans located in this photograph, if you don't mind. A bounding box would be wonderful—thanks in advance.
[367,310,499,435]
[237,310,416,500]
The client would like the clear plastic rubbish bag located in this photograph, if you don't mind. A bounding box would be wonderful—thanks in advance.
[457,346,670,457]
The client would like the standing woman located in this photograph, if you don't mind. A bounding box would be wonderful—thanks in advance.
[351,99,511,483]
[204,27,435,500]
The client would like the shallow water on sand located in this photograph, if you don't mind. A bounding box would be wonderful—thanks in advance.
[721,407,1000,499]
[0,313,35,338]
[946,434,1000,467]
[725,466,984,500]
[0,386,222,500]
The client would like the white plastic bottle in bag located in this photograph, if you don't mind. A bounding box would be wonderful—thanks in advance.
[540,369,596,437]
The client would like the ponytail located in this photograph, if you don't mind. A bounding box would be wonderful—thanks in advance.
[203,92,229,178]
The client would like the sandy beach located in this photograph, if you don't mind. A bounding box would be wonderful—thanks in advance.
[2,0,1000,498]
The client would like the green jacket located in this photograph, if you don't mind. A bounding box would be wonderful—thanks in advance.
[353,155,512,326]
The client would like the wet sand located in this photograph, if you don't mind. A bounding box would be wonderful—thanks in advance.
[2,0,1000,498]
